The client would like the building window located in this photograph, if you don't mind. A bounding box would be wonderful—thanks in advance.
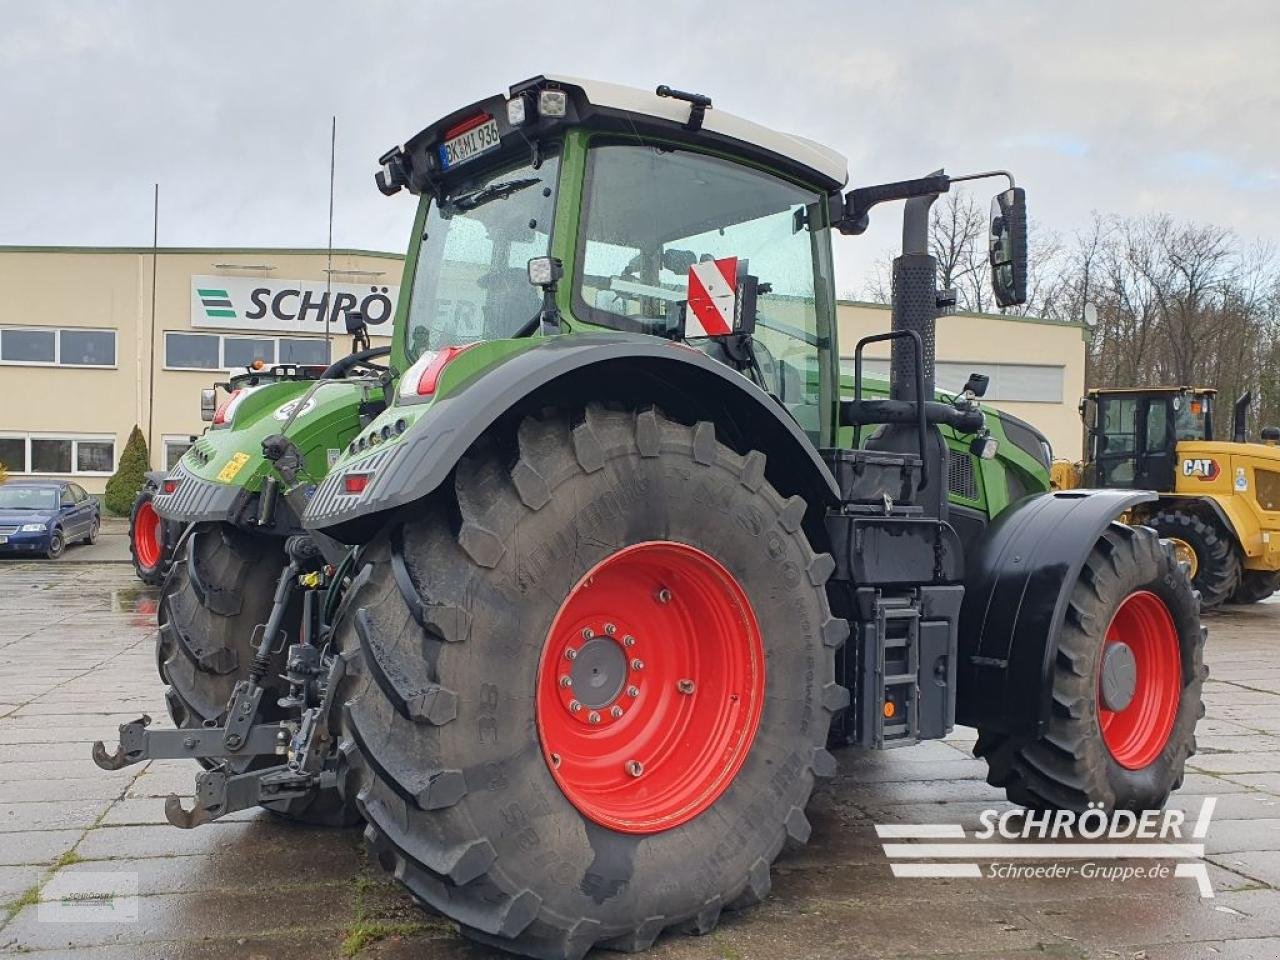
[0,327,117,367]
[839,358,1064,403]
[163,436,195,470]
[0,435,27,472]
[60,329,117,366]
[165,332,221,369]
[165,332,330,371]
[0,434,116,476]
[222,337,275,369]
[280,338,331,365]
[1,328,56,363]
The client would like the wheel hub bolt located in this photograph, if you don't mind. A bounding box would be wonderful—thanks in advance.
[551,753,561,768]
[656,587,672,604]
[610,706,623,719]
[623,634,635,647]
[627,685,639,698]
[569,700,582,713]
[677,679,696,695]
[631,658,644,671]
[626,760,644,777]
[604,623,617,636]
[559,676,573,688]
[564,648,577,661]
[581,628,594,640]
[588,711,601,724]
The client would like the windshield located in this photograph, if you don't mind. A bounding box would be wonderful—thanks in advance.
[403,152,560,362]
[0,487,56,510]
[1174,392,1212,440]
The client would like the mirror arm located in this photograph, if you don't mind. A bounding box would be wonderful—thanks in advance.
[835,174,951,235]
[948,169,1017,190]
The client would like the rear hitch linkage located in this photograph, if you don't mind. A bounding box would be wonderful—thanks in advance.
[91,536,344,829]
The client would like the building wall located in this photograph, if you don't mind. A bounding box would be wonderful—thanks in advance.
[836,301,1087,459]
[0,248,403,495]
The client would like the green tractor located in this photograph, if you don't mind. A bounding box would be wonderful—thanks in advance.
[97,76,1205,959]
[126,360,339,585]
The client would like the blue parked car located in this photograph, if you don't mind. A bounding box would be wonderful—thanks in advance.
[0,481,101,559]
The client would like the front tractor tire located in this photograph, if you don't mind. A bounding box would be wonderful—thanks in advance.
[976,523,1205,811]
[157,523,357,826]
[1147,508,1240,609]
[130,481,173,586]
[335,405,849,960]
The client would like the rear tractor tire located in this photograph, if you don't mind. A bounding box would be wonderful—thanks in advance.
[130,482,173,586]
[976,523,1205,811]
[157,523,358,826]
[1230,571,1280,605]
[334,404,849,959]
[1146,508,1240,610]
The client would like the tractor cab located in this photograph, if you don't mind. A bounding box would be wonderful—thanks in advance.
[376,76,1022,454]
[1082,386,1215,490]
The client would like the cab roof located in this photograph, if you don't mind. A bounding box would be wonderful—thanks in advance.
[539,75,848,187]
[378,75,849,199]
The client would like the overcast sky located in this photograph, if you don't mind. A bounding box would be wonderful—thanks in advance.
[2,0,1277,296]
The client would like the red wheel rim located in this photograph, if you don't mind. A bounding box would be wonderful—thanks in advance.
[1097,590,1182,770]
[134,502,163,569]
[535,541,765,834]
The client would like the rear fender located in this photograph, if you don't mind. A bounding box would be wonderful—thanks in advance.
[304,334,840,542]
[956,488,1156,737]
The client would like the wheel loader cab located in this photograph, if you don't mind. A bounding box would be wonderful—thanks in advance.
[1085,387,1214,491]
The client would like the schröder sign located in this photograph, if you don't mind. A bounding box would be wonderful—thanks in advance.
[190,276,399,334]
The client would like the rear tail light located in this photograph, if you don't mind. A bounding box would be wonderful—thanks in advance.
[342,473,371,495]
[399,343,479,400]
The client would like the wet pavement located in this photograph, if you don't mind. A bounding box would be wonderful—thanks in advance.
[1,559,1279,959]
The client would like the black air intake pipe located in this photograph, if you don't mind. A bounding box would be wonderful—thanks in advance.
[890,182,942,402]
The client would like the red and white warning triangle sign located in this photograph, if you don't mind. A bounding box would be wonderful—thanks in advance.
[686,257,738,337]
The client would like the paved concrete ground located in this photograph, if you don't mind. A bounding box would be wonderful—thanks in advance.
[1,559,1279,959]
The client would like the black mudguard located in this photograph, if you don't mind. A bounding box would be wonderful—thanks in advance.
[304,333,841,541]
[956,489,1156,737]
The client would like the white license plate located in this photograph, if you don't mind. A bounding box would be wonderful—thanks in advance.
[0,536,8,544]
[440,118,500,169]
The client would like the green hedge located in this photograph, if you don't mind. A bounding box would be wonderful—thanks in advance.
[104,426,150,516]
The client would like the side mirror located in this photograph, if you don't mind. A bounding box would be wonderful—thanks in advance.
[200,388,216,422]
[344,310,367,337]
[989,187,1028,307]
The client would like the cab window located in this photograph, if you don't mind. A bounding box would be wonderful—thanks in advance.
[576,143,834,438]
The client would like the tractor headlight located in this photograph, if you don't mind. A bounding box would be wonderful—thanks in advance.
[538,89,567,118]
[971,435,999,460]
[20,523,47,532]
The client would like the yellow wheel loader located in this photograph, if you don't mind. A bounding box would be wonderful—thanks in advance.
[1075,387,1280,607]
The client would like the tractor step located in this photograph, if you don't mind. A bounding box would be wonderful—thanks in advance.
[856,593,922,748]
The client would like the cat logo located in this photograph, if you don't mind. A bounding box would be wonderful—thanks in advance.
[1182,457,1221,481]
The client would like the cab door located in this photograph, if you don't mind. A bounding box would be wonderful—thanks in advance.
[1135,396,1176,491]
[1093,394,1140,488]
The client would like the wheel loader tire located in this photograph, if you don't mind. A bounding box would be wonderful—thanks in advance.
[156,523,359,827]
[1229,570,1280,605]
[129,482,172,586]
[334,404,849,960]
[1146,509,1240,609]
[975,523,1205,811]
